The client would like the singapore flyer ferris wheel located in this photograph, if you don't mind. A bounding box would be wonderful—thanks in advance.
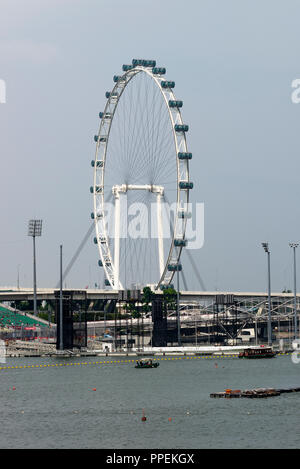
[91,59,193,291]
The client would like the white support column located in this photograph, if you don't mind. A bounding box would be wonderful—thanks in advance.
[157,192,164,278]
[114,191,121,290]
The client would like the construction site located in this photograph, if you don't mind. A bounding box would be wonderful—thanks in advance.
[0,288,299,357]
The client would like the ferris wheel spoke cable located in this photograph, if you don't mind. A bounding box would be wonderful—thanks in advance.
[153,139,175,183]
[129,81,162,180]
[181,268,188,291]
[125,79,145,172]
[118,191,149,287]
[163,192,206,292]
[150,107,170,179]
[127,192,152,286]
[129,112,151,176]
[55,194,114,288]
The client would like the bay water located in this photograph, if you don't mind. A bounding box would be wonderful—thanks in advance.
[0,354,299,449]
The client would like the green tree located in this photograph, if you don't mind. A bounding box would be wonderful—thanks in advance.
[123,291,141,318]
[141,286,152,314]
[163,287,177,310]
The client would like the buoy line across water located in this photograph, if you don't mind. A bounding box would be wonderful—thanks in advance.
[0,352,290,372]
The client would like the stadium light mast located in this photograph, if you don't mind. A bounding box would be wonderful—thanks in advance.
[28,219,43,315]
[289,242,299,340]
[262,242,272,345]
[59,244,63,351]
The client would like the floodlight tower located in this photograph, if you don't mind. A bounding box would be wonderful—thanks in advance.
[28,219,43,315]
[262,242,272,345]
[289,242,299,340]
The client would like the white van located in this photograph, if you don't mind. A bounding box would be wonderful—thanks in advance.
[237,328,255,342]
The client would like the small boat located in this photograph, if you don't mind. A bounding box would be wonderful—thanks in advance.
[135,359,160,369]
[238,347,276,359]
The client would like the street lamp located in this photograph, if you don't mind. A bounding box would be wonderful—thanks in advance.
[17,264,20,289]
[289,242,299,340]
[261,242,272,345]
[28,219,43,315]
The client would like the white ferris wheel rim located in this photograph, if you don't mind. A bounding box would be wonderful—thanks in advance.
[92,60,192,290]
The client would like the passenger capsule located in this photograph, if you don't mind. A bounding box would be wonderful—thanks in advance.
[92,212,103,219]
[94,237,98,244]
[94,135,107,143]
[175,124,189,132]
[91,160,104,167]
[178,152,192,160]
[122,64,134,71]
[178,210,192,219]
[141,59,156,67]
[167,264,182,272]
[132,59,144,66]
[90,185,103,194]
[98,260,103,267]
[179,181,193,190]
[161,284,174,289]
[169,100,183,108]
[174,239,187,247]
[113,75,125,82]
[99,112,112,119]
[105,91,119,99]
[152,67,166,75]
[104,279,110,286]
[161,81,175,89]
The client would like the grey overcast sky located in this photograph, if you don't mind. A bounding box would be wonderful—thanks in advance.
[0,0,300,292]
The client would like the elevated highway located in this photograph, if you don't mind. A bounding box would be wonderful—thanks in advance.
[0,287,299,303]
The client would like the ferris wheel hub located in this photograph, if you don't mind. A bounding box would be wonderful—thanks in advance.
[112,184,164,195]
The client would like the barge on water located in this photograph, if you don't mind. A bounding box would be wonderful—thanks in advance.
[210,387,300,399]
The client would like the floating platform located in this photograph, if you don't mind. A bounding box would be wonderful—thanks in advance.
[210,387,300,398]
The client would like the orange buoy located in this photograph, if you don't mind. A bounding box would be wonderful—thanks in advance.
[141,409,147,421]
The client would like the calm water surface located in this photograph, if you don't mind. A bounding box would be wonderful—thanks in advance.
[0,354,299,449]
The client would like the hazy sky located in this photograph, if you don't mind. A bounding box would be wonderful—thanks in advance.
[1,0,300,292]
